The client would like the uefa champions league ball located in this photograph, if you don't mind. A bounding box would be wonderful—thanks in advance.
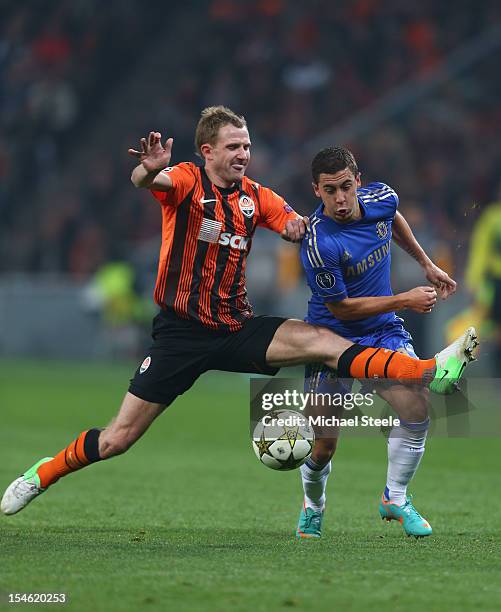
[252,409,315,471]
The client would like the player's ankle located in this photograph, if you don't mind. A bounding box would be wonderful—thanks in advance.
[383,486,406,506]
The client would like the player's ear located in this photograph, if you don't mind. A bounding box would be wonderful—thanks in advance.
[355,172,362,187]
[312,182,321,198]
[200,143,212,160]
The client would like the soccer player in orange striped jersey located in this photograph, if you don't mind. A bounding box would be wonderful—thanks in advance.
[139,142,300,331]
[1,106,477,518]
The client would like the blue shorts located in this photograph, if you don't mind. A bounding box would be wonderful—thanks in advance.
[305,320,417,393]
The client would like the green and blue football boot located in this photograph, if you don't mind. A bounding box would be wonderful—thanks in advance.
[296,501,324,539]
[379,494,432,538]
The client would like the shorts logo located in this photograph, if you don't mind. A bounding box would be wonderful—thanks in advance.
[316,272,335,289]
[140,356,151,374]
[162,167,174,173]
[376,221,388,239]
[239,195,255,218]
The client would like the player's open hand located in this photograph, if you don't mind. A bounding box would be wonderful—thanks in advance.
[128,132,173,173]
[404,286,437,313]
[281,216,309,243]
[424,262,457,300]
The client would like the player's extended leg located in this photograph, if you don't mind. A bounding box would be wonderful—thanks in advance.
[376,383,432,538]
[266,320,478,393]
[1,392,165,515]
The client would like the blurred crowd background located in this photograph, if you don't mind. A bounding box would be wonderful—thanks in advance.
[1,0,500,370]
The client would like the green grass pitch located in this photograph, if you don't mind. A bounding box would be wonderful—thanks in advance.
[0,360,500,611]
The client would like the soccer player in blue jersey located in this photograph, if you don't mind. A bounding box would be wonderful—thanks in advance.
[296,146,478,539]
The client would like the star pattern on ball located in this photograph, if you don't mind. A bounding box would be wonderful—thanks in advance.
[254,431,274,457]
[278,425,305,449]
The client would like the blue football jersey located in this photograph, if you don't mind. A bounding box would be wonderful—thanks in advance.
[301,182,400,338]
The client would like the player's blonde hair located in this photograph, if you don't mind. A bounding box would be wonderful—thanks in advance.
[195,106,247,158]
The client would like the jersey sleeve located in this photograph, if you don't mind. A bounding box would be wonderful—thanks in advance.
[360,182,399,220]
[301,231,348,302]
[150,162,196,207]
[256,185,299,233]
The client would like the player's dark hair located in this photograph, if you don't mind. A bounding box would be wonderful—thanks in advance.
[311,147,359,183]
[195,106,247,158]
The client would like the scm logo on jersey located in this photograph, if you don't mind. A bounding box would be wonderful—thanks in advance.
[218,232,249,251]
[239,195,255,218]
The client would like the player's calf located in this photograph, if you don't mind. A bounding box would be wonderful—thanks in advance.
[97,392,166,459]
[99,427,139,458]
[310,437,338,466]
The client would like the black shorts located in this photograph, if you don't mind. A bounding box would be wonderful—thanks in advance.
[128,309,286,405]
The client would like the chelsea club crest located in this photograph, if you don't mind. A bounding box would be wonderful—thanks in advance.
[376,221,388,239]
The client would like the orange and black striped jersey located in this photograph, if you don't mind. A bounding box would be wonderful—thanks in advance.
[150,162,299,331]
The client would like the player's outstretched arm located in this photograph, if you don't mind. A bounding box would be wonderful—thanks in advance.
[392,211,456,299]
[128,131,174,190]
[326,286,438,320]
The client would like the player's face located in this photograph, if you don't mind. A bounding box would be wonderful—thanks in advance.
[203,124,251,186]
[313,169,362,223]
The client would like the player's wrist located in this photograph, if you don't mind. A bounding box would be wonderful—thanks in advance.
[135,164,166,189]
[141,162,165,176]
[396,292,409,309]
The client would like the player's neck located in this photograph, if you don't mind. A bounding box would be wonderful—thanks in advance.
[204,166,236,190]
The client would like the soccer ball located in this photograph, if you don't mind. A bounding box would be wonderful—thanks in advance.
[252,409,315,471]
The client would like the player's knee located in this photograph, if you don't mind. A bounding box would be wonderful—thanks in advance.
[309,326,346,361]
[408,408,428,423]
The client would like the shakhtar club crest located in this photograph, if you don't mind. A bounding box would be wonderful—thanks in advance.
[376,221,388,239]
[239,194,255,218]
[139,356,151,374]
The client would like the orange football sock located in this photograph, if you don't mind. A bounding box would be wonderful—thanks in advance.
[37,429,102,489]
[338,345,436,382]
